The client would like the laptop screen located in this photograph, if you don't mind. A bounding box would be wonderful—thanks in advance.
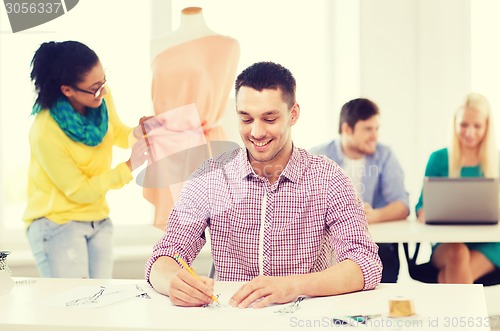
[423,177,499,225]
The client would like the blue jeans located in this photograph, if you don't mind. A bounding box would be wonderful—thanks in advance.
[26,217,113,278]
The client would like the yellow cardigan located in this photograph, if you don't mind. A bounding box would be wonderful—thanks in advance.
[23,92,133,227]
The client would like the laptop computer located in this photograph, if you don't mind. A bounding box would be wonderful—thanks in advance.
[423,177,499,225]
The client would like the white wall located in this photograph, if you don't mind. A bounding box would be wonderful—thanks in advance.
[353,0,500,213]
[471,0,500,128]
[359,0,420,210]
[356,0,473,213]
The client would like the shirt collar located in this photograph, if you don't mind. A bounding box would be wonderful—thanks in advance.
[237,146,303,184]
[279,146,302,184]
[238,148,254,180]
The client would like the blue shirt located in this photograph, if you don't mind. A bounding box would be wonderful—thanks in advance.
[310,139,409,211]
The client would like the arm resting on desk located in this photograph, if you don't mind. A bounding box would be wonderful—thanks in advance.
[365,201,409,223]
[230,259,364,309]
[151,256,364,308]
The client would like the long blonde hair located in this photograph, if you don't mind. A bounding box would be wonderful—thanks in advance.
[449,92,498,178]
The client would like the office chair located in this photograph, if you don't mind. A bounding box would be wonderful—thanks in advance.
[208,262,216,279]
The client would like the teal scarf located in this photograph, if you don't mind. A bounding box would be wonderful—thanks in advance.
[32,97,108,146]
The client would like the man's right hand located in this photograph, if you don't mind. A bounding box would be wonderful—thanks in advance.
[168,269,215,307]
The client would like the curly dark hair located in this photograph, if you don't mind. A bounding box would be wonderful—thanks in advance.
[30,40,99,109]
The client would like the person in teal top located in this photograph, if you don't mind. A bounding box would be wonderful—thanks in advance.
[416,92,500,284]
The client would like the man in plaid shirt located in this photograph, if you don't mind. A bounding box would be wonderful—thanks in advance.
[146,62,382,308]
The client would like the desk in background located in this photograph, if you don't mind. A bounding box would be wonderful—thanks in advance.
[369,219,500,243]
[0,278,491,331]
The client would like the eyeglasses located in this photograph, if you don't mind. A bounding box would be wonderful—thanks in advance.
[71,80,107,99]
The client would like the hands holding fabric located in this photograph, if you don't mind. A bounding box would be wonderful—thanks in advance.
[126,115,165,171]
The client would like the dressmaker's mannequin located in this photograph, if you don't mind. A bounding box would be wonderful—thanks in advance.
[143,6,240,227]
[151,7,218,58]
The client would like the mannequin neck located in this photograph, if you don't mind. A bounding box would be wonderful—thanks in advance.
[150,7,220,60]
[181,7,202,15]
[177,7,215,36]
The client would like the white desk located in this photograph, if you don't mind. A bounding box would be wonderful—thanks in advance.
[369,219,500,243]
[148,220,500,244]
[0,278,492,331]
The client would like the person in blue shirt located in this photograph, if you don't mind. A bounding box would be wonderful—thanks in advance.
[416,92,500,283]
[310,98,409,283]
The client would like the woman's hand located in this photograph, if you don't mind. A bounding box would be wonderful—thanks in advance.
[127,115,167,171]
[133,116,154,139]
[126,138,149,171]
[417,210,425,223]
[132,115,165,139]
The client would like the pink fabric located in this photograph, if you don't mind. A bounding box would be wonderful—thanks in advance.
[144,104,206,162]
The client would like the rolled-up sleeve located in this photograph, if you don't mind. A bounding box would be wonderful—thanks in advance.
[144,165,211,283]
[327,168,383,290]
[379,149,410,212]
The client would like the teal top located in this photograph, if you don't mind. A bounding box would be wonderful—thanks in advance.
[415,147,500,268]
[415,148,482,214]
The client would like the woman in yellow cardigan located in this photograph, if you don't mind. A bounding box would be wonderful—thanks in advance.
[24,41,149,278]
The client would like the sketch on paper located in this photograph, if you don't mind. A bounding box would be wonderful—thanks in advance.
[66,286,109,306]
[203,293,224,309]
[135,284,151,299]
[274,296,305,314]
[43,284,148,308]
[199,293,305,312]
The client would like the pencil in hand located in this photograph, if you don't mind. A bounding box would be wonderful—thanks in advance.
[173,253,219,304]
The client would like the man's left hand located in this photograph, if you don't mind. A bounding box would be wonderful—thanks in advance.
[229,275,299,308]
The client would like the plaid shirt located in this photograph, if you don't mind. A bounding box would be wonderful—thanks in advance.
[145,147,382,290]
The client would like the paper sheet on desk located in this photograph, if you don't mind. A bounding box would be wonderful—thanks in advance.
[134,286,348,330]
[165,292,341,316]
[152,294,346,331]
[41,284,147,308]
[134,283,343,321]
